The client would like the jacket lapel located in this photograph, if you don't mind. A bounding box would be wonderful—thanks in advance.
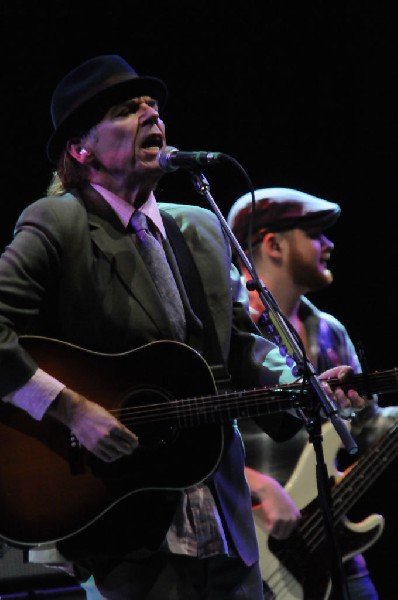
[80,188,176,338]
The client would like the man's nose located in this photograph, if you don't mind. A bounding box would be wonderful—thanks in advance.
[140,103,159,125]
[322,234,334,250]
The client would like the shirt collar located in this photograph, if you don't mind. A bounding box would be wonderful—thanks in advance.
[90,183,166,239]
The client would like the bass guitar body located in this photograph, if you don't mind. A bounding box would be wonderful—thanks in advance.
[254,422,385,599]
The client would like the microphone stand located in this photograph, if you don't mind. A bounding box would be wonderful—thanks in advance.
[189,168,355,599]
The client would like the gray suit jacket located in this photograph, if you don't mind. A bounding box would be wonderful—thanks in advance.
[0,187,300,567]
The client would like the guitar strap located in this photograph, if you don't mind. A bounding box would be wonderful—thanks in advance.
[161,210,231,390]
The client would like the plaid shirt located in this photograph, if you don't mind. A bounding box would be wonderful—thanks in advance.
[162,484,230,558]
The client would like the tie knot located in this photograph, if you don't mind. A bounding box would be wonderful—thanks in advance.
[131,211,152,243]
[130,211,149,235]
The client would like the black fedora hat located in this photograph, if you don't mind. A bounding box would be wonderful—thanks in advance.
[47,54,168,164]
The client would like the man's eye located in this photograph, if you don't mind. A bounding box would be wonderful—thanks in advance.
[109,103,138,118]
[118,105,138,116]
[109,99,158,119]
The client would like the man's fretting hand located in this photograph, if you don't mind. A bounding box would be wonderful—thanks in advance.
[319,365,365,415]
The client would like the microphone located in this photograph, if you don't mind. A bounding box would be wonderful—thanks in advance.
[157,146,226,172]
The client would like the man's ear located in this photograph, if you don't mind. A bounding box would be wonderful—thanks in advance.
[262,232,282,256]
[68,141,90,163]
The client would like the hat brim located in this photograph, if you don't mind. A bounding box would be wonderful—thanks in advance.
[265,208,341,231]
[47,75,168,164]
[239,209,341,250]
[267,209,341,232]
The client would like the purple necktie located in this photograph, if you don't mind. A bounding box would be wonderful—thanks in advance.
[130,211,186,341]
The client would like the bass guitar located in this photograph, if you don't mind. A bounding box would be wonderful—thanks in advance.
[254,418,398,598]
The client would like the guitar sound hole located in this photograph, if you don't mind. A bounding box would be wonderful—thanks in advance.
[121,385,178,450]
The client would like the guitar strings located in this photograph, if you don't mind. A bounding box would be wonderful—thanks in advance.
[106,389,306,426]
[304,422,398,551]
[265,420,398,581]
[105,370,398,428]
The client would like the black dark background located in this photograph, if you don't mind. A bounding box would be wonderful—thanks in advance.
[2,2,398,597]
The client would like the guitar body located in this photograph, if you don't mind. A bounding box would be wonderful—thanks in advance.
[1,337,395,559]
[0,337,223,547]
[254,422,385,599]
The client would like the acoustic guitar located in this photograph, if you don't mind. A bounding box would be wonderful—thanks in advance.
[0,336,396,550]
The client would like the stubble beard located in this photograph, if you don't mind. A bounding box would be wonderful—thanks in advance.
[289,253,333,292]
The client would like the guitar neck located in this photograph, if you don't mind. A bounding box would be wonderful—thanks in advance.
[332,420,398,518]
[174,388,311,428]
[173,368,398,428]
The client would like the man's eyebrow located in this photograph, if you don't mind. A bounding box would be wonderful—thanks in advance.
[123,99,139,110]
[106,97,159,118]
[127,97,158,107]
